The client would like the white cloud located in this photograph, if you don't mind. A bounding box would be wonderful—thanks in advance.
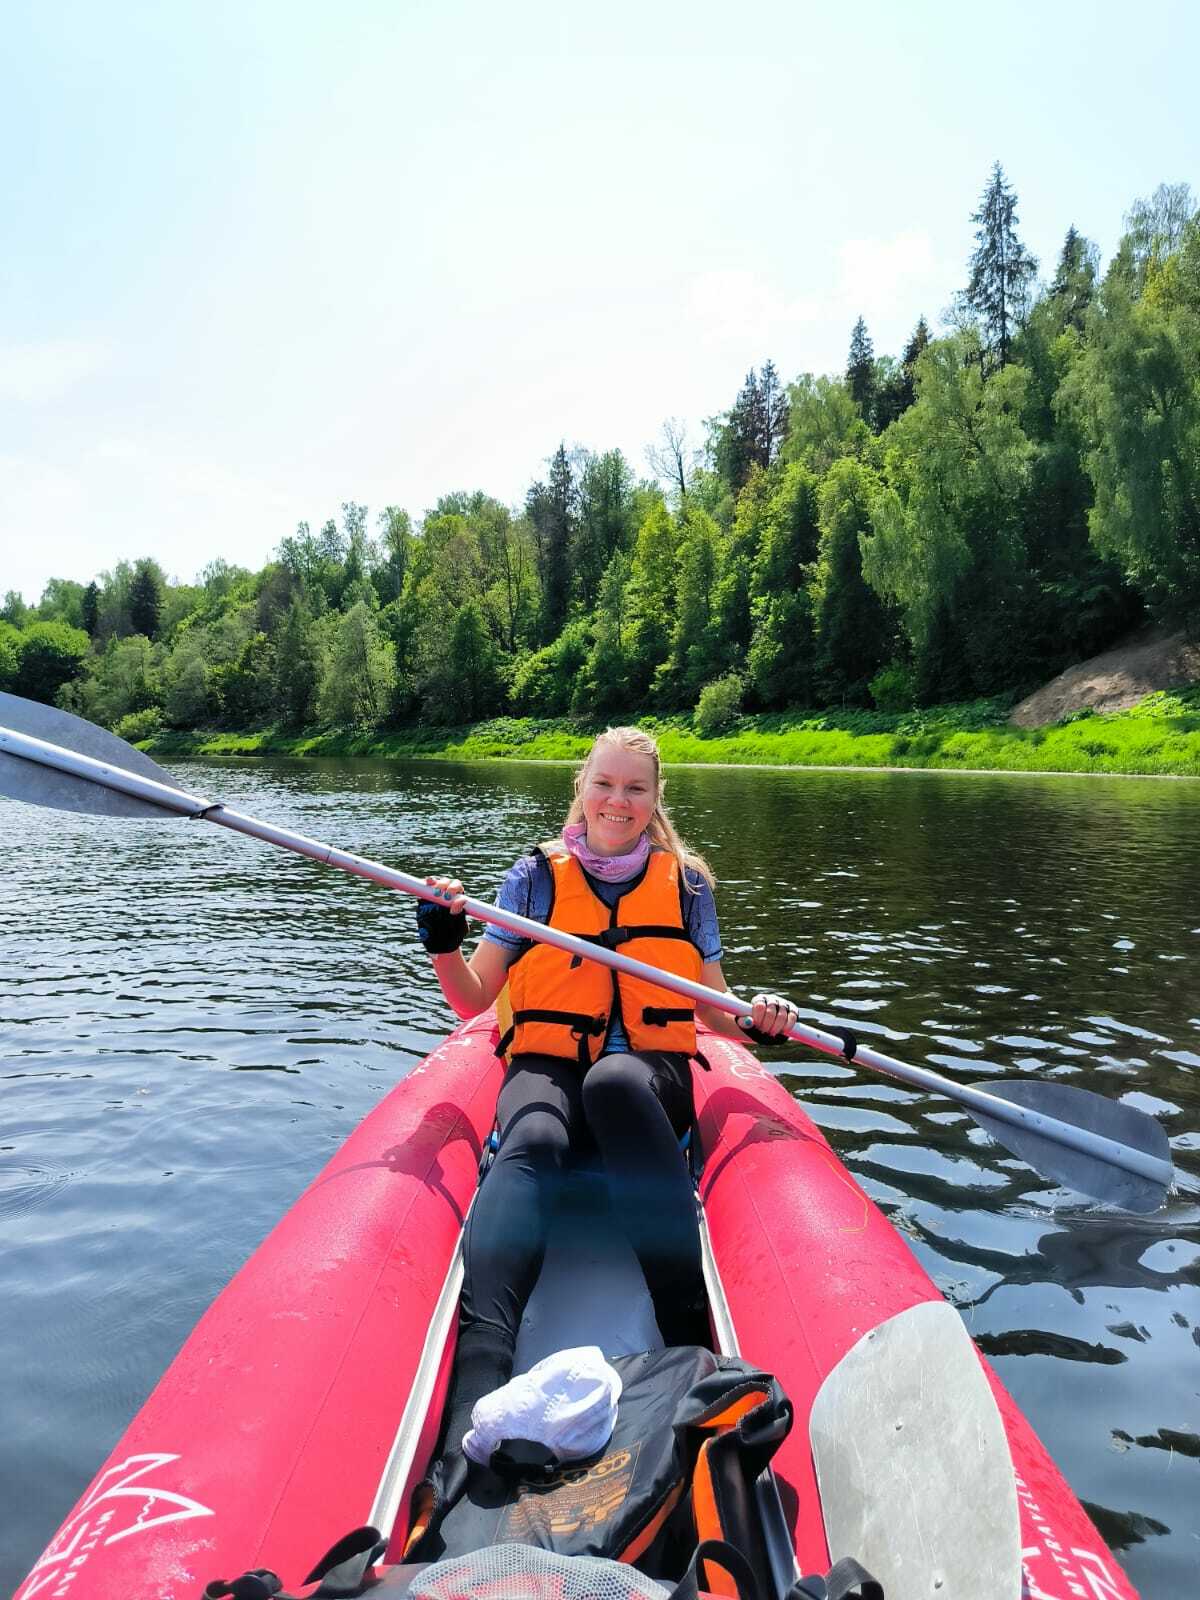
[835,231,938,325]
[0,439,298,599]
[0,340,110,405]
[680,230,941,381]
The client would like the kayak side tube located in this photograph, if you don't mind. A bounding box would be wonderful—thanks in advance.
[692,1032,1139,1600]
[13,1015,501,1600]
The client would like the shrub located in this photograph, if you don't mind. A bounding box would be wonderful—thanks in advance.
[869,660,916,712]
[115,706,163,743]
[695,673,745,737]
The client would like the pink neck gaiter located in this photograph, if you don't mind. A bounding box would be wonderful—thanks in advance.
[562,820,651,882]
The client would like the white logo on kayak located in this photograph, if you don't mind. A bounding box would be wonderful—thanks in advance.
[17,1452,214,1600]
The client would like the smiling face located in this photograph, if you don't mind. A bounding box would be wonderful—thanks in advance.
[579,743,659,857]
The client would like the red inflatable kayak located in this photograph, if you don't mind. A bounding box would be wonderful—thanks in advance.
[15,1018,1137,1600]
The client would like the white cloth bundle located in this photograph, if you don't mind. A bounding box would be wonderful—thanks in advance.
[462,1345,623,1467]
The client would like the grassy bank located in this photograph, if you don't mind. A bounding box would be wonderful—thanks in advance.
[144,687,1200,776]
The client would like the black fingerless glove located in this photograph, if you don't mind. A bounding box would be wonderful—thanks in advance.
[416,895,466,954]
[736,1016,786,1048]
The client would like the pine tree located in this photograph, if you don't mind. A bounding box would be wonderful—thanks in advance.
[966,163,1038,370]
[873,317,931,431]
[711,363,789,491]
[81,580,100,638]
[128,559,163,639]
[901,316,930,395]
[1047,227,1099,332]
[846,317,876,419]
[758,360,790,467]
[712,370,762,490]
[527,443,575,641]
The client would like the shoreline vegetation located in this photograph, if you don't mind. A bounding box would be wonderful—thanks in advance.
[146,688,1200,778]
[6,176,1198,786]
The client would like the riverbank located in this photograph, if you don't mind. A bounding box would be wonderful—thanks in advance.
[144,688,1200,776]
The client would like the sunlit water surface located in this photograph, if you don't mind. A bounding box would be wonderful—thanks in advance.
[1,759,1198,1596]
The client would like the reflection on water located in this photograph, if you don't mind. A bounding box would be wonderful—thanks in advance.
[2,758,1198,1594]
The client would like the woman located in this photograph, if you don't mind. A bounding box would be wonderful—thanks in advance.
[417,726,799,1452]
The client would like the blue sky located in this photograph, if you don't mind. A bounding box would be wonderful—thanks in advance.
[3,0,1197,603]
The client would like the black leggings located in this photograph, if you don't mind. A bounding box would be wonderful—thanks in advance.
[447,1051,704,1446]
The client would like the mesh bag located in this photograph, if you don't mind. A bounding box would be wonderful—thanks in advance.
[404,1543,672,1600]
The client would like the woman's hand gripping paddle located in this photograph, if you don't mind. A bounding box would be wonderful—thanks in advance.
[0,690,1174,1214]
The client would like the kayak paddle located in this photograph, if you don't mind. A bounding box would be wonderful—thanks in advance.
[0,690,1174,1214]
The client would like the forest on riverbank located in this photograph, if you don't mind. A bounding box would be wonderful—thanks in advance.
[3,169,1198,761]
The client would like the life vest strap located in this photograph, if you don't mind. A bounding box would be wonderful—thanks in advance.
[495,1009,607,1067]
[643,1006,695,1028]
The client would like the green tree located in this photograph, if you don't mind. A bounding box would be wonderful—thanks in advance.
[709,467,768,677]
[445,599,503,722]
[965,162,1038,370]
[1062,214,1200,619]
[846,317,876,420]
[129,559,165,639]
[0,622,21,688]
[862,334,1036,696]
[163,629,213,727]
[2,590,29,626]
[813,459,893,702]
[746,464,821,707]
[1046,227,1100,333]
[874,317,931,431]
[217,632,276,726]
[622,502,678,699]
[573,450,634,611]
[527,444,576,642]
[576,551,633,714]
[654,510,722,707]
[374,507,414,605]
[35,579,86,629]
[10,621,90,704]
[710,362,789,490]
[1116,182,1196,293]
[509,617,591,717]
[81,580,100,638]
[318,601,396,726]
[781,375,869,474]
[272,600,321,728]
[89,635,161,726]
[95,561,135,638]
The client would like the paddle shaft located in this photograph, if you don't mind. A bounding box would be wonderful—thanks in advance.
[0,720,1174,1191]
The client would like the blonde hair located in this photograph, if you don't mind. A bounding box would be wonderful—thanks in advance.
[558,726,715,890]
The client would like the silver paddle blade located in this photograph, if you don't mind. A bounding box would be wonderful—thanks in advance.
[811,1300,1022,1600]
[0,692,184,820]
[969,1078,1171,1214]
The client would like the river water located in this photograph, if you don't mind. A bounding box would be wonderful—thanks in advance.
[1,758,1198,1597]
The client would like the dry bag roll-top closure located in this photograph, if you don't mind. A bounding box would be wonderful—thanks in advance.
[496,848,702,1067]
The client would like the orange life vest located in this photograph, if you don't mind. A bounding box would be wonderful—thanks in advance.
[496,847,703,1066]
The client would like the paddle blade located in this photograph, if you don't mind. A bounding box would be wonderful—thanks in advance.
[969,1078,1171,1214]
[811,1301,1022,1599]
[0,692,183,820]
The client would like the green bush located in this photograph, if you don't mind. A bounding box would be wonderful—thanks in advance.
[870,660,917,712]
[114,706,164,743]
[695,673,745,738]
